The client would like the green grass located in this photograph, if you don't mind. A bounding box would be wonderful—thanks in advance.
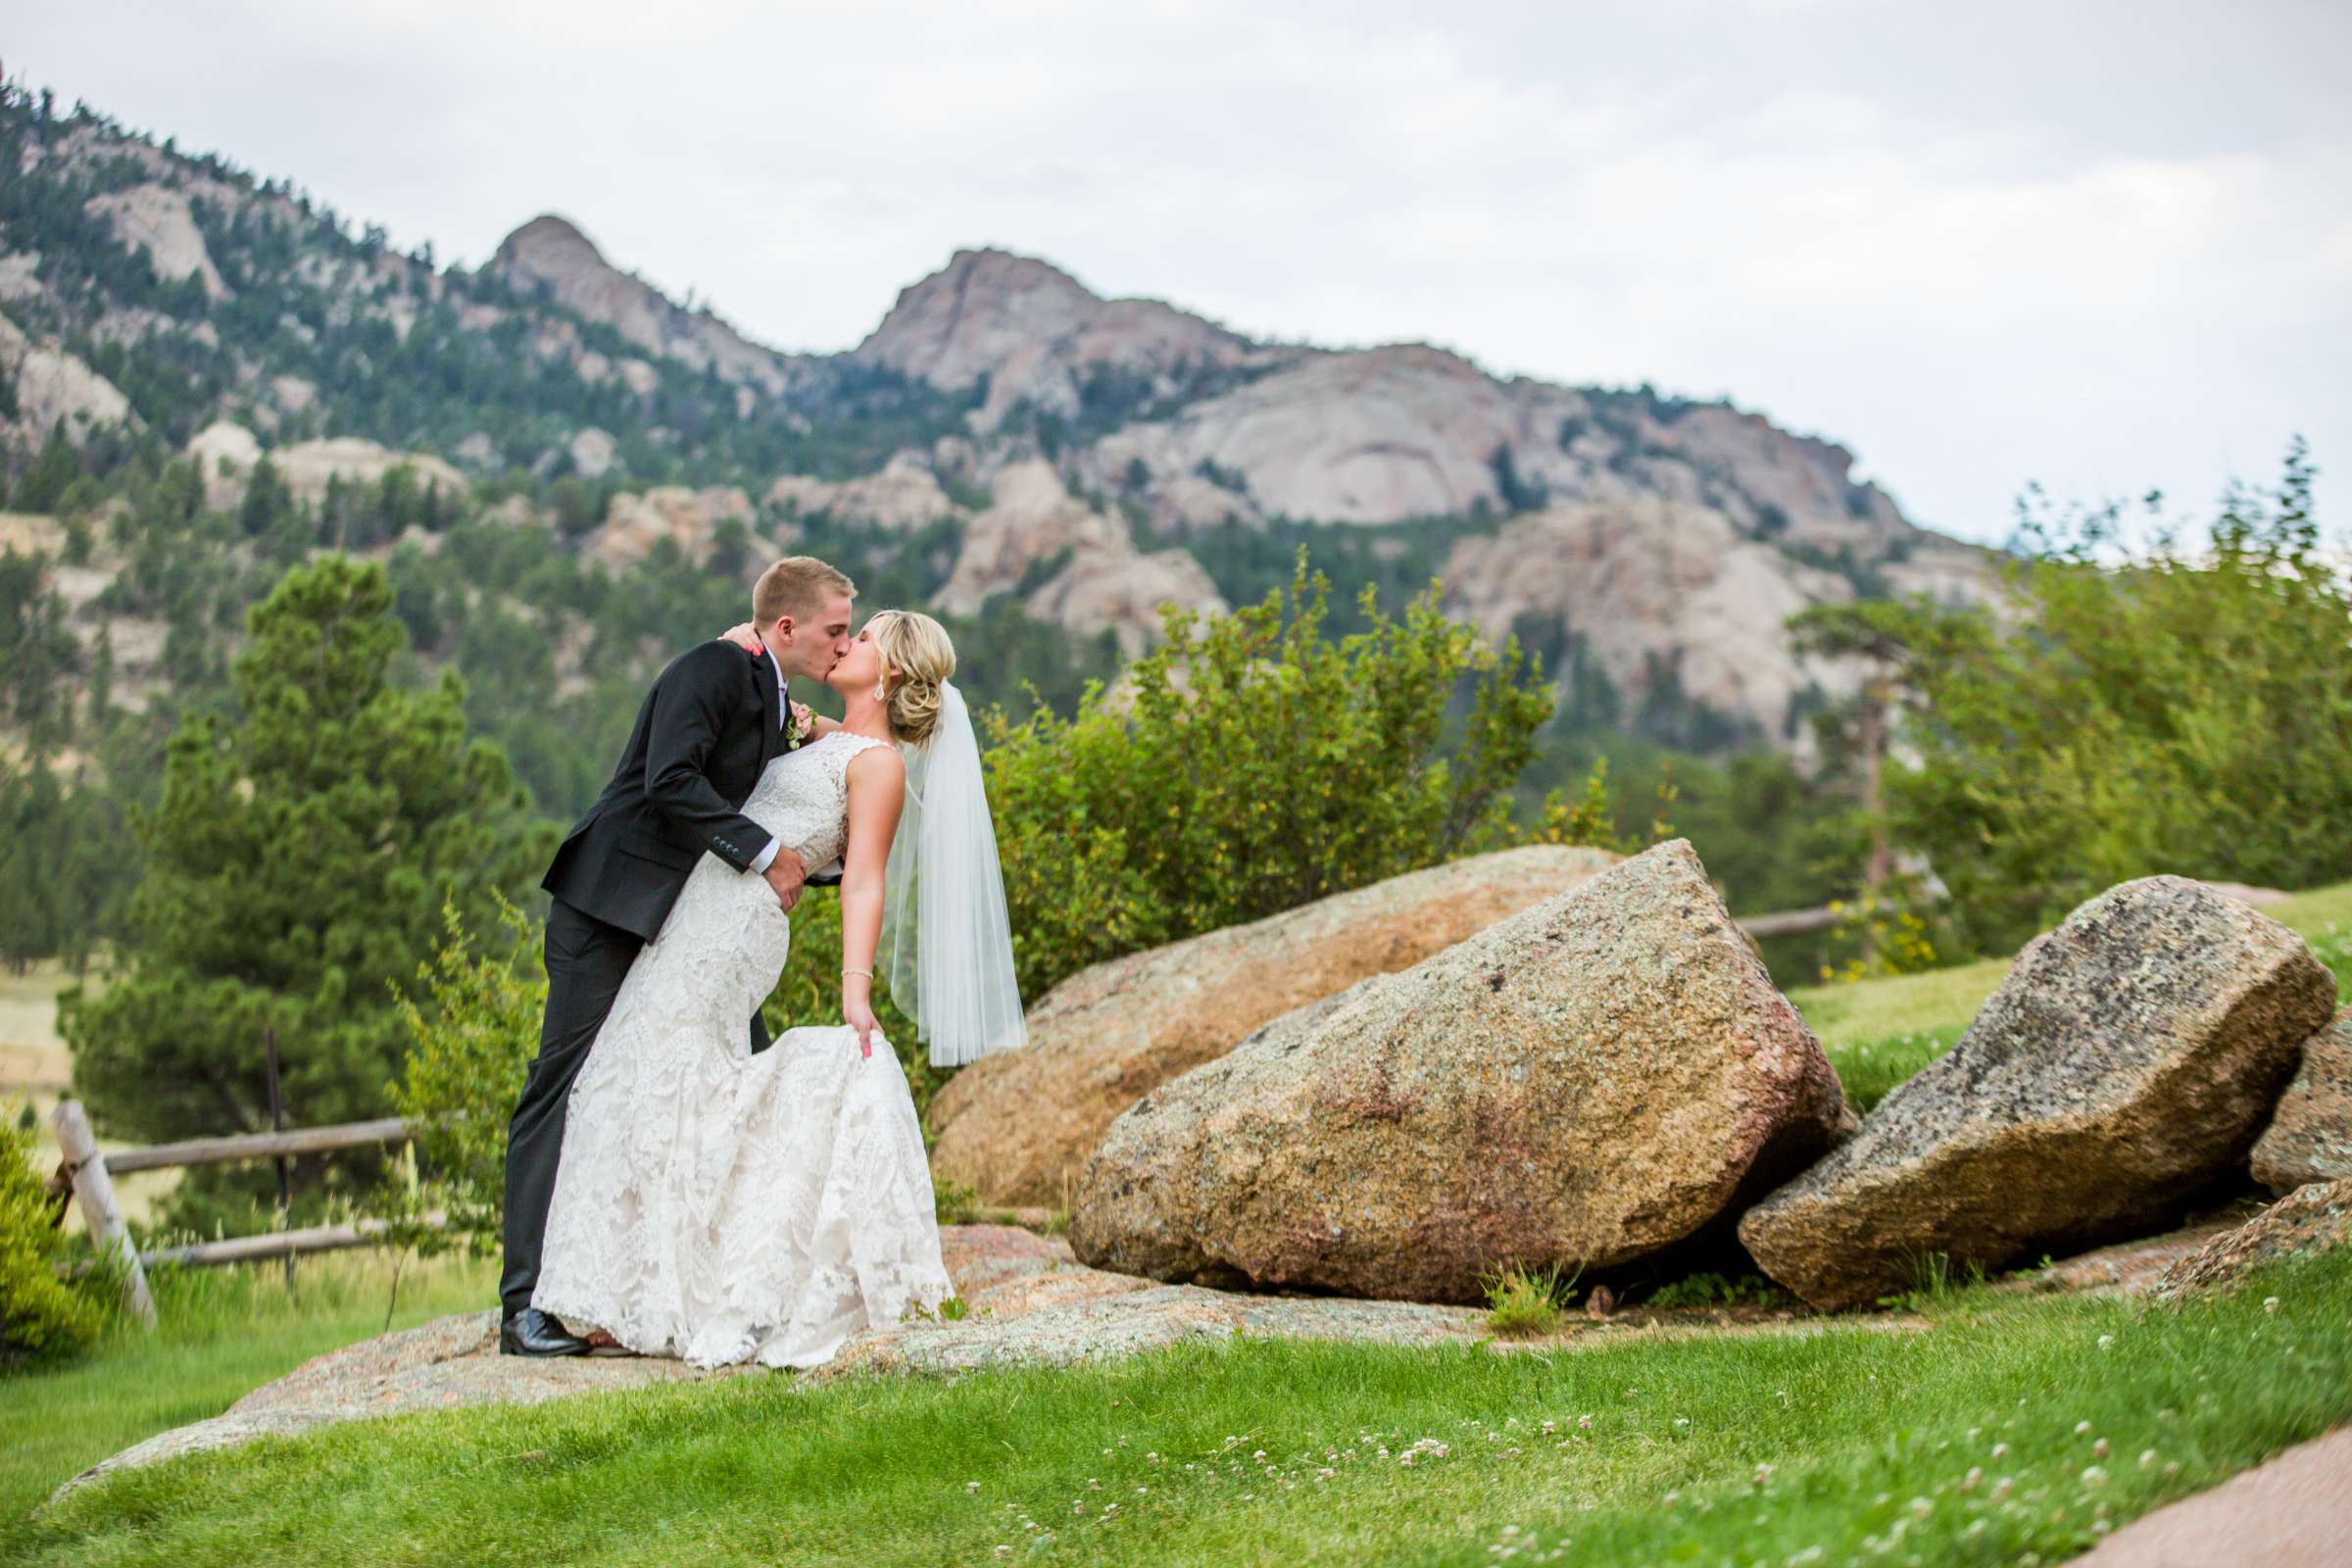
[0,1251,491,1533]
[11,1250,2350,1567]
[7,878,2349,1563]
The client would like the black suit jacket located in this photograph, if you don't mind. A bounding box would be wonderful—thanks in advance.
[542,640,791,943]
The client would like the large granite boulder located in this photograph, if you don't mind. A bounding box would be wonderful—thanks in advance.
[927,844,1620,1206]
[2252,1008,2352,1193]
[1740,877,2336,1310]
[1067,840,1853,1302]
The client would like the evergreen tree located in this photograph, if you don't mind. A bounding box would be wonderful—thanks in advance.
[61,557,554,1159]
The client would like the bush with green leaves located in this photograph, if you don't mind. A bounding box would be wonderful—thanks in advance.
[1889,442,2352,953]
[982,559,1559,999]
[1,1103,104,1368]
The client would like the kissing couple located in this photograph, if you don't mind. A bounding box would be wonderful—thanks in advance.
[496,556,1027,1368]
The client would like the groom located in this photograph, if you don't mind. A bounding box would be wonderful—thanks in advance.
[498,556,858,1356]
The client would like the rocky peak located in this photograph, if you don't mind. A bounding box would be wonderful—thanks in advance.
[491,214,797,396]
[856,247,1264,427]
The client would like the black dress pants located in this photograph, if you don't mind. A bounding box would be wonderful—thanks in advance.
[499,899,643,1317]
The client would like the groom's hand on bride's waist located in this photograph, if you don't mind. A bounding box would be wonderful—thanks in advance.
[760,849,808,913]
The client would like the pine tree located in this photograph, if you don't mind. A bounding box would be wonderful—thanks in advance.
[61,557,555,1157]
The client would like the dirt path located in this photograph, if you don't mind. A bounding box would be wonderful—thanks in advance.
[2070,1426,2352,1567]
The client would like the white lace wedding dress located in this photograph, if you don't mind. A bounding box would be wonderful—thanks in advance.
[531,731,956,1369]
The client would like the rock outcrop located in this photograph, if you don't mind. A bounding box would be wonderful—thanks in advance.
[2252,1007,2352,1193]
[1445,498,1865,746]
[179,421,466,513]
[83,183,230,300]
[1740,877,2336,1310]
[766,452,961,532]
[0,312,134,449]
[587,484,763,571]
[2151,1179,2352,1299]
[1069,840,1853,1302]
[494,215,798,396]
[937,460,1222,654]
[928,845,1622,1206]
[854,248,1260,428]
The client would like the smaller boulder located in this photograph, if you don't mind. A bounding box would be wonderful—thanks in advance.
[2152,1180,2352,1299]
[2251,1008,2352,1193]
[1740,877,2335,1310]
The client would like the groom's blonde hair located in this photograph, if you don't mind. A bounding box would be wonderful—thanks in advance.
[754,557,856,627]
[867,610,956,748]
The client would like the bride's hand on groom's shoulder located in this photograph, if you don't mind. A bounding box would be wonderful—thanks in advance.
[718,620,761,652]
[844,998,879,1059]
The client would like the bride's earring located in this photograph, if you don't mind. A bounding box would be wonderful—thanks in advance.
[873,670,889,704]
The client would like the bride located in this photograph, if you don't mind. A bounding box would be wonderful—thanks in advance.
[530,610,1027,1369]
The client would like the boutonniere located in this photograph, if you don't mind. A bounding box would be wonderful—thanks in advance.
[783,703,809,749]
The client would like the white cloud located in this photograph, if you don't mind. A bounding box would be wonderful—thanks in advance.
[7,0,2348,543]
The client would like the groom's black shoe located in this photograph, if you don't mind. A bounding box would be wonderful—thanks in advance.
[500,1308,591,1357]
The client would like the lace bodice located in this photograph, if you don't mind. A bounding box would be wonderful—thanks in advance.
[746,730,893,878]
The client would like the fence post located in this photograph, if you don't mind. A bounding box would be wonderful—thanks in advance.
[50,1100,157,1330]
[264,1026,293,1291]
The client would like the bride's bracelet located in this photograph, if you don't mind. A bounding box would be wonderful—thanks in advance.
[843,967,872,979]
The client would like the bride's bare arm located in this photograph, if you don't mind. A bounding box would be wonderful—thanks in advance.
[839,746,907,1058]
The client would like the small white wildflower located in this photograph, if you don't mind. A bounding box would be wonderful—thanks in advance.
[2138,1449,2157,1470]
[1754,1462,1775,1486]
[2093,1438,2109,1458]
[2075,1421,2093,1436]
[1578,1414,1594,1430]
[994,1548,1010,1558]
[2097,1335,2114,1350]
[1991,1477,2014,1502]
[2082,1466,2110,1492]
[2264,1297,2280,1315]
[1909,1497,1933,1520]
[966,1481,981,1494]
[1991,1442,2011,1460]
[1960,1467,1982,1493]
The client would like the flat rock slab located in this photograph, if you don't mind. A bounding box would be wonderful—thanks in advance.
[2068,1425,2352,1567]
[1988,1206,2267,1298]
[53,1225,1482,1500]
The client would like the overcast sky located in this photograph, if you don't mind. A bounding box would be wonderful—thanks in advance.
[12,1,2349,545]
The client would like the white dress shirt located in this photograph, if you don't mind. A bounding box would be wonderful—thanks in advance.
[747,655,791,875]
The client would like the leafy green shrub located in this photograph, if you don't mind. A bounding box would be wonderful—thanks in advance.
[1891,442,2352,953]
[1644,1271,1789,1310]
[381,902,545,1254]
[1481,1262,1580,1338]
[983,559,1556,999]
[1,1102,103,1367]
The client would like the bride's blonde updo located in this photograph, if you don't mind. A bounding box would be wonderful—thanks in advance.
[866,610,957,747]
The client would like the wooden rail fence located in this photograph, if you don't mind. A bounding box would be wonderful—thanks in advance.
[46,1101,422,1330]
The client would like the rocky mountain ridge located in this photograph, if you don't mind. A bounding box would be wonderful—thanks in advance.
[0,88,1999,748]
